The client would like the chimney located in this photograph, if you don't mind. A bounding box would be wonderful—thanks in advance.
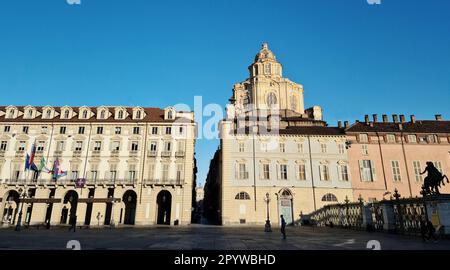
[400,115,405,123]
[338,121,342,129]
[382,114,388,123]
[344,121,349,128]
[393,115,399,123]
[435,114,442,121]
[364,115,370,124]
[373,114,378,123]
[410,115,416,123]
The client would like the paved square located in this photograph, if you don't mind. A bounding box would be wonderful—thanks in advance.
[0,225,449,250]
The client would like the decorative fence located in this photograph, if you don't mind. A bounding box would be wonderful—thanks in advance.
[303,190,450,236]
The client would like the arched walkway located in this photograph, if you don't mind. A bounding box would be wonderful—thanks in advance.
[2,190,20,225]
[122,190,137,225]
[60,190,78,225]
[156,190,172,225]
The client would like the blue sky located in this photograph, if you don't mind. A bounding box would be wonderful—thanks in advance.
[1,0,449,186]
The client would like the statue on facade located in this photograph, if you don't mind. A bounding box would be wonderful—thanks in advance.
[421,162,449,195]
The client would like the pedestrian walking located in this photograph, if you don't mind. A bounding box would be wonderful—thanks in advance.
[280,215,286,240]
[69,214,77,232]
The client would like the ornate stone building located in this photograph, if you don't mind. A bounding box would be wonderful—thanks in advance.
[0,105,196,227]
[206,43,354,226]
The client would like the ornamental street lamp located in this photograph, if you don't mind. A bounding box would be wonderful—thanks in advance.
[15,187,30,232]
[264,192,272,232]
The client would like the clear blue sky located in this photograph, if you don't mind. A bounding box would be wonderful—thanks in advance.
[1,0,449,186]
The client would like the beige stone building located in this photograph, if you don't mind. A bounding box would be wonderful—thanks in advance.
[0,105,196,227]
[205,43,354,226]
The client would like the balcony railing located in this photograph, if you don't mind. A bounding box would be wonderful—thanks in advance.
[1,178,140,186]
[175,151,185,157]
[144,179,183,185]
[72,150,82,157]
[161,151,171,157]
[129,150,139,157]
[15,150,25,157]
[147,151,157,157]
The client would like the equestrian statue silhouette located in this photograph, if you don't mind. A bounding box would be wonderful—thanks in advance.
[420,162,449,195]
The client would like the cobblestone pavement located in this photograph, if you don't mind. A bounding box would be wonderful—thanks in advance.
[0,225,449,250]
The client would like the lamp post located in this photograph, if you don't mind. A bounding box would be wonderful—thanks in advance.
[110,198,116,228]
[264,192,272,232]
[15,187,29,231]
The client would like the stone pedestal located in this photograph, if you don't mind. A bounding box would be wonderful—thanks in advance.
[425,195,450,235]
[382,202,396,232]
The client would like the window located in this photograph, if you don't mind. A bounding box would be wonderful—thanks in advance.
[391,161,401,182]
[238,142,245,152]
[41,126,48,134]
[82,110,88,119]
[427,134,438,144]
[362,144,369,155]
[118,110,124,119]
[94,141,102,151]
[319,164,330,181]
[176,164,184,181]
[60,126,66,134]
[434,161,443,173]
[70,164,79,180]
[359,134,369,143]
[266,93,277,107]
[167,110,173,119]
[150,141,158,152]
[297,143,303,153]
[36,141,45,152]
[322,193,338,202]
[46,110,51,118]
[279,143,285,153]
[23,126,29,134]
[128,164,136,180]
[111,141,120,151]
[279,164,288,180]
[338,165,349,181]
[162,164,169,181]
[115,127,121,135]
[8,109,14,118]
[133,127,140,135]
[264,64,271,74]
[413,161,423,182]
[4,126,10,133]
[179,126,184,135]
[90,164,98,181]
[320,143,327,153]
[100,111,106,119]
[97,127,103,134]
[407,135,417,143]
[235,192,250,200]
[131,141,139,151]
[56,141,65,151]
[360,160,376,182]
[136,110,141,119]
[164,141,171,151]
[18,141,26,151]
[109,164,117,181]
[338,144,345,154]
[297,164,306,180]
[165,127,172,135]
[237,163,248,180]
[74,141,83,151]
[387,134,396,143]
[290,95,297,111]
[148,163,155,180]
[261,164,270,180]
[78,126,85,134]
[0,141,7,151]
[64,110,70,119]
[13,164,20,180]
[27,110,33,118]
[177,141,185,152]
[151,127,158,135]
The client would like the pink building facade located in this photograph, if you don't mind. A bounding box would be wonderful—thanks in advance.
[345,114,450,202]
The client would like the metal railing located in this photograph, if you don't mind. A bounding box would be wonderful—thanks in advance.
[144,179,183,185]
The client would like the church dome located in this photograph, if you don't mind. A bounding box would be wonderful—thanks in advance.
[254,42,277,62]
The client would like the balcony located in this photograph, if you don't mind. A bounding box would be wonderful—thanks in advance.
[0,151,5,157]
[91,150,101,157]
[73,150,82,157]
[175,151,185,157]
[53,150,63,157]
[129,150,139,157]
[144,179,183,186]
[147,151,157,157]
[15,150,25,157]
[161,151,171,157]
[110,150,120,157]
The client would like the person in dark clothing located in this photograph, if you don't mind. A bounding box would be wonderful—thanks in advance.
[69,214,77,232]
[280,215,286,240]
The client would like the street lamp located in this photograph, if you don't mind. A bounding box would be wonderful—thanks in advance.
[264,192,272,232]
[110,198,116,228]
[15,187,29,231]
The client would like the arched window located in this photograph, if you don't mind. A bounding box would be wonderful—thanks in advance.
[168,110,173,119]
[322,193,338,202]
[266,93,277,107]
[46,110,51,118]
[27,110,33,118]
[235,192,250,200]
[100,110,105,119]
[136,110,141,119]
[118,110,123,119]
[281,189,292,197]
[64,110,69,119]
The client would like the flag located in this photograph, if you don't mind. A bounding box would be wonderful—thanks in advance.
[24,154,30,171]
[51,158,67,180]
[38,157,50,173]
[29,143,36,165]
[75,178,86,188]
